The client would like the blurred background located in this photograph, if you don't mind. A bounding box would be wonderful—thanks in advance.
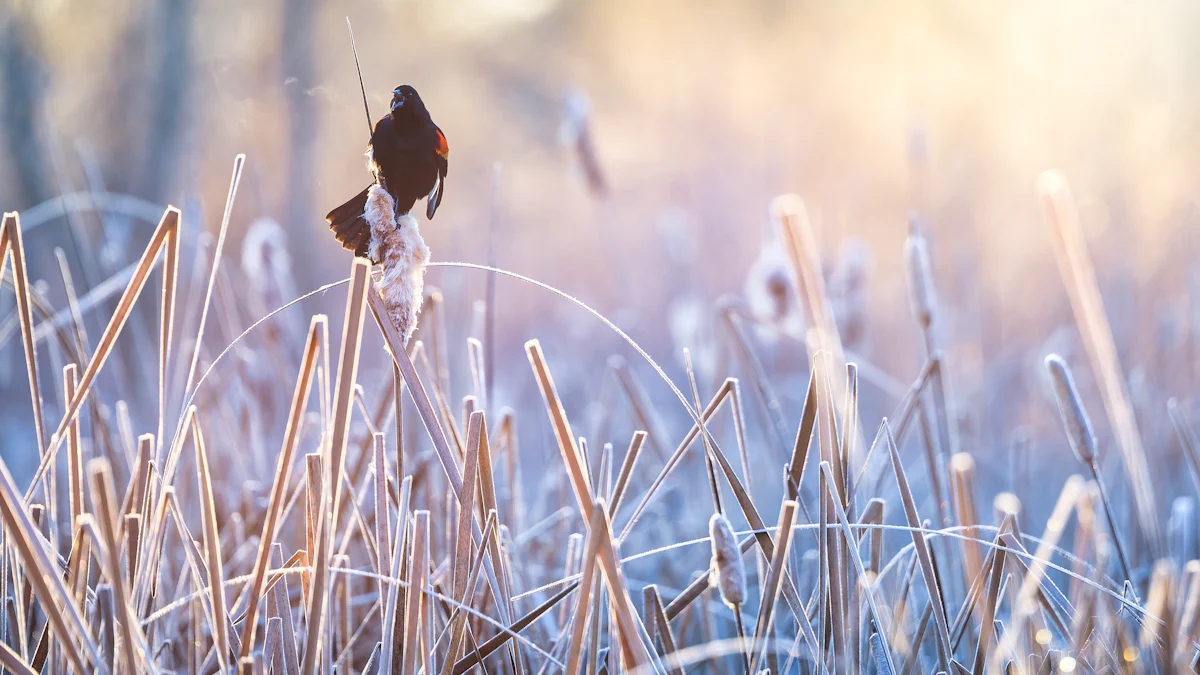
[3,0,1200,536]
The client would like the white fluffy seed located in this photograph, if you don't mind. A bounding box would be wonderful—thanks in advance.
[708,512,746,608]
[364,185,430,344]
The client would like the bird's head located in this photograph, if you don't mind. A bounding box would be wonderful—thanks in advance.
[390,85,428,119]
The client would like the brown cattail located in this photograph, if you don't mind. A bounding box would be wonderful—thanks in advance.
[708,512,746,608]
[904,216,937,329]
[365,185,430,344]
[1044,354,1097,465]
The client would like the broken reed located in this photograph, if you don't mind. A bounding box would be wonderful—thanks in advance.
[0,169,1196,675]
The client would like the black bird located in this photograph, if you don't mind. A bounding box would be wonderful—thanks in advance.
[326,85,448,261]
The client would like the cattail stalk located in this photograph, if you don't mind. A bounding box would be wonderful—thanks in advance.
[1039,171,1162,555]
[25,206,181,501]
[1045,354,1133,584]
[749,499,799,674]
[905,220,959,510]
[685,349,723,515]
[949,453,983,603]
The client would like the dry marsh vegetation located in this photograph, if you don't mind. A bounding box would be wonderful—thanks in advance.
[2,151,1200,674]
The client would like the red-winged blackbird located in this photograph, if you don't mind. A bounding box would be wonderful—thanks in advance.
[326,85,448,261]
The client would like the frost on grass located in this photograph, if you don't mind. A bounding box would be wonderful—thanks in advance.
[365,184,430,344]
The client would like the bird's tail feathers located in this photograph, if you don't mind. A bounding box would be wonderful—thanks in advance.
[326,185,373,259]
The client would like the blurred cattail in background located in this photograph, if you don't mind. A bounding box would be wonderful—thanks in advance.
[830,237,870,350]
[559,85,607,198]
[668,294,717,376]
[241,217,297,321]
[904,215,938,335]
[744,238,803,340]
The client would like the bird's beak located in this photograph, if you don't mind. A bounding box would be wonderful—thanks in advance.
[392,90,405,108]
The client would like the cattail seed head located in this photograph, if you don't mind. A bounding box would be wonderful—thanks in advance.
[832,238,870,348]
[365,185,430,345]
[869,631,895,675]
[241,217,294,305]
[745,242,798,329]
[904,216,937,329]
[1044,354,1097,465]
[708,512,746,608]
[559,86,607,197]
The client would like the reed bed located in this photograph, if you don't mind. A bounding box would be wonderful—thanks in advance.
[0,163,1199,675]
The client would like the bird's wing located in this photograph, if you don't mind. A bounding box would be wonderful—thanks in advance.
[426,171,444,219]
[427,126,449,219]
[434,126,449,176]
[367,116,394,185]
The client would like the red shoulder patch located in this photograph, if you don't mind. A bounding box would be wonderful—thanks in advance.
[435,128,449,158]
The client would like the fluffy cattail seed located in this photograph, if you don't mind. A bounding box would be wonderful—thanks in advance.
[708,512,746,608]
[1044,354,1097,465]
[365,185,430,344]
[745,243,795,323]
[904,216,937,329]
[241,217,294,305]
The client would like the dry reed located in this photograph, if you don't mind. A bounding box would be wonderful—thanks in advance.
[0,169,1193,675]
